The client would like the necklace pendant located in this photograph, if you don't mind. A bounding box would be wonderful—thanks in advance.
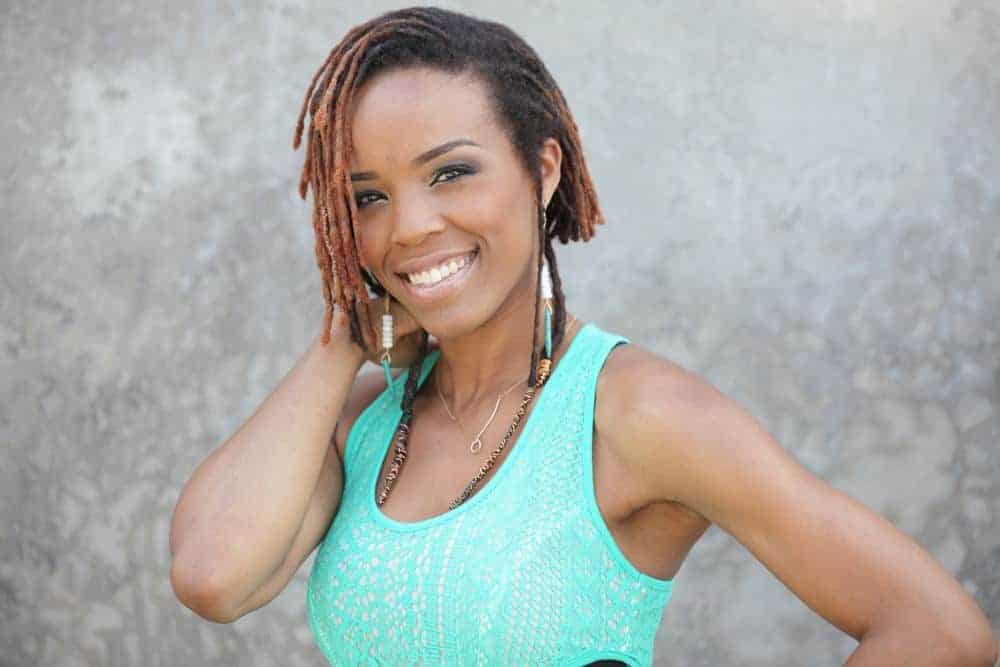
[470,438,483,454]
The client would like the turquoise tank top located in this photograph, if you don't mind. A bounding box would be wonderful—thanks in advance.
[307,322,675,666]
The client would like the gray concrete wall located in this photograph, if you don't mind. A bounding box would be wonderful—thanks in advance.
[2,1,997,665]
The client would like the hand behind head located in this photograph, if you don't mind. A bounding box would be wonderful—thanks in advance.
[335,296,436,368]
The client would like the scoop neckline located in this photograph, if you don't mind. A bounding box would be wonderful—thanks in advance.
[368,322,595,533]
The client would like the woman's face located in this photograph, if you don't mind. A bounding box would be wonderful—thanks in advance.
[348,66,561,339]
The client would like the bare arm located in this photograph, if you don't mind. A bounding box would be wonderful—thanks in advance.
[168,325,365,622]
[218,368,392,621]
[601,345,999,666]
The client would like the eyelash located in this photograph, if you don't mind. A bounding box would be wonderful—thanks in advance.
[354,164,475,209]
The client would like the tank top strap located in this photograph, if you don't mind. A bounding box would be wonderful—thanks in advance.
[575,324,631,426]
[524,321,630,432]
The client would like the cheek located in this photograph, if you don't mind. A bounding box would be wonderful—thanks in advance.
[357,215,390,261]
[456,179,531,240]
[481,190,538,254]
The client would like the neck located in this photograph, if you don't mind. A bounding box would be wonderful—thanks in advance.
[432,300,578,416]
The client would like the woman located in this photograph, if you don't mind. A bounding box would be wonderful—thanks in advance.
[168,7,998,666]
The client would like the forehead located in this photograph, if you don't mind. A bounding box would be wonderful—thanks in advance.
[348,67,501,167]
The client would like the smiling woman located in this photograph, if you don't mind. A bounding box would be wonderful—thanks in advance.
[167,5,998,667]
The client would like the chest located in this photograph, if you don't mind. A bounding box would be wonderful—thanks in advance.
[309,409,675,667]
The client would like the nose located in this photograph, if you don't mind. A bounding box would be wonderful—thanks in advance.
[389,189,446,247]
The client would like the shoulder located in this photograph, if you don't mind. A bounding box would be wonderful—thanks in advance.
[597,341,715,414]
[595,336,825,527]
[594,340,756,507]
[596,341,722,444]
[332,367,396,462]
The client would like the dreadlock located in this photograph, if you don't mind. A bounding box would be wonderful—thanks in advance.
[292,6,604,411]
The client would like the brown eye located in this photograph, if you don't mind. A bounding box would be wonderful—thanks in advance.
[431,164,475,186]
[355,191,384,208]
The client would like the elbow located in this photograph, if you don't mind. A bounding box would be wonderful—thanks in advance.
[956,609,1000,667]
[169,563,241,624]
[960,635,999,667]
[983,641,999,667]
[941,622,999,667]
[864,609,998,667]
[987,638,1000,667]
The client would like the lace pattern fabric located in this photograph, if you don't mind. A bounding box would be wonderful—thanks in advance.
[307,323,674,666]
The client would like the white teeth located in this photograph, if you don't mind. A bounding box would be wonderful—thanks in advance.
[406,252,474,286]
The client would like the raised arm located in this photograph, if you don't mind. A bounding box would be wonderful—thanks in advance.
[168,325,365,622]
[601,346,998,666]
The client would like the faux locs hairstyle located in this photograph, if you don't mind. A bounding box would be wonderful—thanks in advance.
[292,6,604,407]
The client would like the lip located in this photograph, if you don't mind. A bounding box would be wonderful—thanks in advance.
[395,248,479,275]
[398,248,479,304]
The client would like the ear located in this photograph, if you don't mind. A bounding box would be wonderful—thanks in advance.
[537,137,563,208]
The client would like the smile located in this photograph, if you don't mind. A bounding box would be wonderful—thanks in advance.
[397,249,479,302]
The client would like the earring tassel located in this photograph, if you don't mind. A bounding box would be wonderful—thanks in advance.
[544,303,553,359]
[540,259,554,359]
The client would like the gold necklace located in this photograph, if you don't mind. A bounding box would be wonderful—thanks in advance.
[435,372,522,454]
[434,314,578,455]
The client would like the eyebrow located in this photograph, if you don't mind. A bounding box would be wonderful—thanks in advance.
[350,138,481,182]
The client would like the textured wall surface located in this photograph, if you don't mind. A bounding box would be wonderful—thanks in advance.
[2,1,998,665]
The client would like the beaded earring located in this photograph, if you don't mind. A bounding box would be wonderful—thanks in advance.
[380,295,396,401]
[366,270,397,401]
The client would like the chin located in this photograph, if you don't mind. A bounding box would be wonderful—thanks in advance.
[413,307,485,343]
